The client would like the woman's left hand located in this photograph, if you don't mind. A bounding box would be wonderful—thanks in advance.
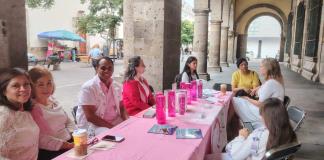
[241,96,250,101]
[61,142,74,150]
[239,128,250,139]
[250,87,260,96]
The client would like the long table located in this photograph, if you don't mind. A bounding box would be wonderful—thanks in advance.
[54,91,232,160]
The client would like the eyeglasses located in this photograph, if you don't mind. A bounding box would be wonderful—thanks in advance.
[87,137,99,146]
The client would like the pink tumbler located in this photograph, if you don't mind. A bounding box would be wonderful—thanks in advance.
[185,83,192,104]
[178,92,186,115]
[180,82,186,89]
[198,80,203,98]
[156,95,166,124]
[191,80,197,101]
[167,90,176,117]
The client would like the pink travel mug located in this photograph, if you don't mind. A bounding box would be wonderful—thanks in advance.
[178,92,186,115]
[185,83,192,104]
[180,82,186,89]
[191,80,197,101]
[198,80,203,98]
[156,95,166,124]
[167,90,176,117]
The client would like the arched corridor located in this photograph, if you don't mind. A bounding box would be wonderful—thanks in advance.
[246,16,282,59]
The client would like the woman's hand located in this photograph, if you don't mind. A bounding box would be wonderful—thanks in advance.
[244,88,251,94]
[241,96,250,101]
[250,87,260,96]
[61,141,74,150]
[239,128,250,139]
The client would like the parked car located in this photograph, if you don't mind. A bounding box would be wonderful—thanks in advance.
[27,53,38,65]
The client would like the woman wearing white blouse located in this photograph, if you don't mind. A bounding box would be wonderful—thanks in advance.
[181,56,199,83]
[0,68,39,160]
[29,66,75,160]
[223,98,297,160]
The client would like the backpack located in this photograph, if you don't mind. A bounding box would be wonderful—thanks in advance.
[174,72,183,89]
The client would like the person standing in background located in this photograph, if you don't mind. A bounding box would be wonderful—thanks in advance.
[88,44,102,71]
[71,47,78,62]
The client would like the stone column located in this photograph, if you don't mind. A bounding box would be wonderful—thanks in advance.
[220,26,229,66]
[236,34,247,59]
[193,9,210,80]
[0,0,27,69]
[208,20,222,72]
[257,40,262,59]
[227,30,235,64]
[279,34,286,62]
[123,0,181,90]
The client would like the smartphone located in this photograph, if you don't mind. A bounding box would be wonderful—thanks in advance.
[102,135,125,142]
[243,122,254,133]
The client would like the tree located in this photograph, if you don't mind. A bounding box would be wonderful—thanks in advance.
[77,0,123,56]
[26,0,55,8]
[181,20,194,46]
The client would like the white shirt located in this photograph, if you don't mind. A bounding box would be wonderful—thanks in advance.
[77,75,123,135]
[257,79,284,102]
[34,98,75,151]
[0,105,40,160]
[181,72,198,83]
[223,127,269,160]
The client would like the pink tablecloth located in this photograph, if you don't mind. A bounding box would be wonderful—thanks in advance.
[54,92,233,160]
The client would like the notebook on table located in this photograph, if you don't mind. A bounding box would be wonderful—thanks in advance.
[176,128,203,139]
[148,124,178,135]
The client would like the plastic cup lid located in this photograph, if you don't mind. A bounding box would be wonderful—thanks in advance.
[72,128,87,136]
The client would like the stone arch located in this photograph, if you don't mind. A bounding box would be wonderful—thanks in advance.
[235,3,287,61]
[244,12,283,35]
[236,3,287,28]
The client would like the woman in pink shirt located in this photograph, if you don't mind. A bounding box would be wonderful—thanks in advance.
[123,56,155,116]
[29,66,75,160]
[0,68,39,160]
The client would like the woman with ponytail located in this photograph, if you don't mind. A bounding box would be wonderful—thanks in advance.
[122,56,155,116]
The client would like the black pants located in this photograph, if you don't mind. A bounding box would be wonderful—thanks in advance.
[38,138,73,160]
[235,89,258,100]
[38,148,68,160]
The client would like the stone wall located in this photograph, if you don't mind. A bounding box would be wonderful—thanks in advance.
[123,0,181,90]
[0,0,27,69]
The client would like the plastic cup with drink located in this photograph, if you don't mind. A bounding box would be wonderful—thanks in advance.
[72,129,88,156]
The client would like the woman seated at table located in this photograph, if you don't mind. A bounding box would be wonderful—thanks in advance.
[123,56,155,116]
[232,58,284,129]
[223,98,297,160]
[28,66,75,160]
[0,68,39,160]
[181,56,199,83]
[231,57,260,97]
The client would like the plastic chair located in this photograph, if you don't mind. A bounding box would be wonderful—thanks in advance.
[71,106,78,124]
[212,83,232,91]
[283,96,291,108]
[287,106,306,131]
[265,141,301,160]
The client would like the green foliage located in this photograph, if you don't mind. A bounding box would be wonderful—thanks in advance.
[77,0,123,40]
[181,20,194,45]
[26,0,55,8]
